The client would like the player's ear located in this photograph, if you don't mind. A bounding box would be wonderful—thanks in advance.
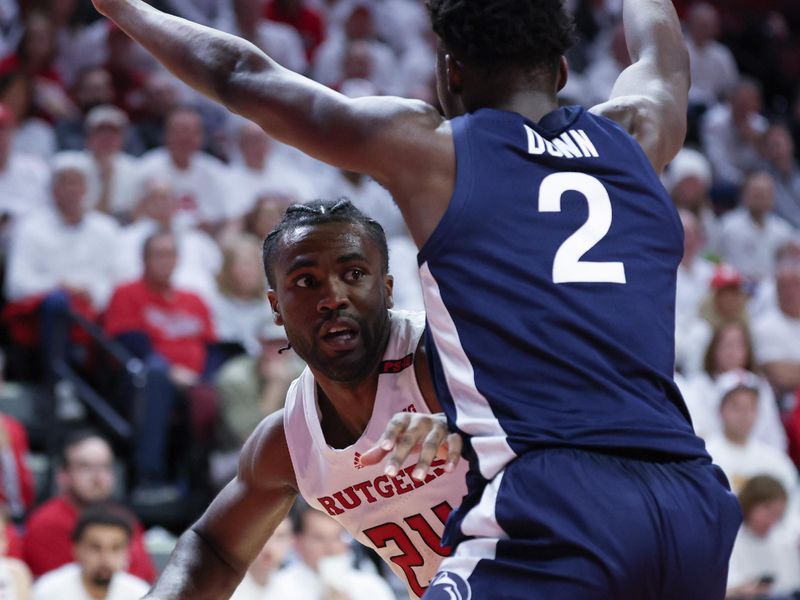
[556,55,569,92]
[267,290,284,326]
[384,274,394,309]
[445,54,463,95]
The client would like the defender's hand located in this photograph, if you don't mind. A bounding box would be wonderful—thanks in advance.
[360,412,462,481]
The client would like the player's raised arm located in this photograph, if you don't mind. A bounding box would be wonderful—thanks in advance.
[144,412,297,600]
[90,0,446,190]
[590,0,690,173]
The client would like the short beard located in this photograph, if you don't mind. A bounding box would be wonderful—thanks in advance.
[304,310,391,383]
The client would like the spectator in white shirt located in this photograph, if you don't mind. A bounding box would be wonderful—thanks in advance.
[583,23,630,107]
[676,264,750,376]
[225,121,315,221]
[762,122,800,230]
[663,147,719,252]
[684,3,739,111]
[211,234,272,356]
[5,151,118,308]
[717,171,795,283]
[267,505,394,600]
[675,209,715,330]
[32,506,149,600]
[705,371,798,499]
[727,476,800,599]
[116,177,222,304]
[701,78,769,190]
[139,106,229,229]
[752,246,800,403]
[227,0,308,75]
[680,323,785,450]
[4,151,118,379]
[313,1,399,95]
[241,193,295,243]
[0,102,49,241]
[81,105,142,222]
[230,517,294,600]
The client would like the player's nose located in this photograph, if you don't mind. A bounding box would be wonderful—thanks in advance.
[317,276,350,312]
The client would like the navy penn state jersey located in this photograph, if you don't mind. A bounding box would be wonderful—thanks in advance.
[418,106,708,483]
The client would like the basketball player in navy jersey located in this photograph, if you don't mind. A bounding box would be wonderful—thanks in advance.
[92,0,742,597]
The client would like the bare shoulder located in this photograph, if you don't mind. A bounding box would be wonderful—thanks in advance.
[357,96,453,181]
[238,409,297,492]
[590,93,682,174]
[365,100,454,247]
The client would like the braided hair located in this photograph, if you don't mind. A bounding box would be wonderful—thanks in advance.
[262,198,389,288]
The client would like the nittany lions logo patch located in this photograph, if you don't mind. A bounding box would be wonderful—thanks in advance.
[427,571,472,600]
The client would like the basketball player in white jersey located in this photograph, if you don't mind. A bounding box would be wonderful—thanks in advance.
[142,199,467,600]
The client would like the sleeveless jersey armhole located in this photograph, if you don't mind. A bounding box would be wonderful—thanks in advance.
[417,115,475,265]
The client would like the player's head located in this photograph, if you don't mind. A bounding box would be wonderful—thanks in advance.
[264,199,392,383]
[72,506,133,591]
[428,0,575,117]
[58,430,116,507]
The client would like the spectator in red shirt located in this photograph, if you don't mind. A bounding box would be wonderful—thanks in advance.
[264,0,325,60]
[105,231,216,495]
[22,431,155,582]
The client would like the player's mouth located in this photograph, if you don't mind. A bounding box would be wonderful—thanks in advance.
[319,318,360,351]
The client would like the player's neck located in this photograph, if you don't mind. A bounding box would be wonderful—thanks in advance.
[465,88,560,124]
[314,376,380,449]
[459,62,562,122]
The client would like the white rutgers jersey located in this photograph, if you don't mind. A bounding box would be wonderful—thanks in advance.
[284,310,469,599]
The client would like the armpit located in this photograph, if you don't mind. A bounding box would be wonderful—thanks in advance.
[590,95,670,173]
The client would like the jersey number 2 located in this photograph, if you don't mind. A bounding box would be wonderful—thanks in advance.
[538,172,627,284]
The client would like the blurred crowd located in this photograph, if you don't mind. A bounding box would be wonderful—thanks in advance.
[0,0,796,598]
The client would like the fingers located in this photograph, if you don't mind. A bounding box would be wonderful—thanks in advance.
[362,413,463,481]
[386,416,433,477]
[445,432,462,473]
[360,413,411,467]
[410,424,447,481]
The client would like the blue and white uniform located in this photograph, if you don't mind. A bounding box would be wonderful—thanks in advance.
[419,106,741,599]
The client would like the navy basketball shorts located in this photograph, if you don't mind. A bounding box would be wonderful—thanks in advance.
[425,448,742,600]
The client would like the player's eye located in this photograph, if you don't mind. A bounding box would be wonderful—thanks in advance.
[344,268,366,282]
[295,274,316,288]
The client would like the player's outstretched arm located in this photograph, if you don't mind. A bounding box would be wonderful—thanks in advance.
[90,0,446,191]
[143,412,297,600]
[590,0,689,173]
